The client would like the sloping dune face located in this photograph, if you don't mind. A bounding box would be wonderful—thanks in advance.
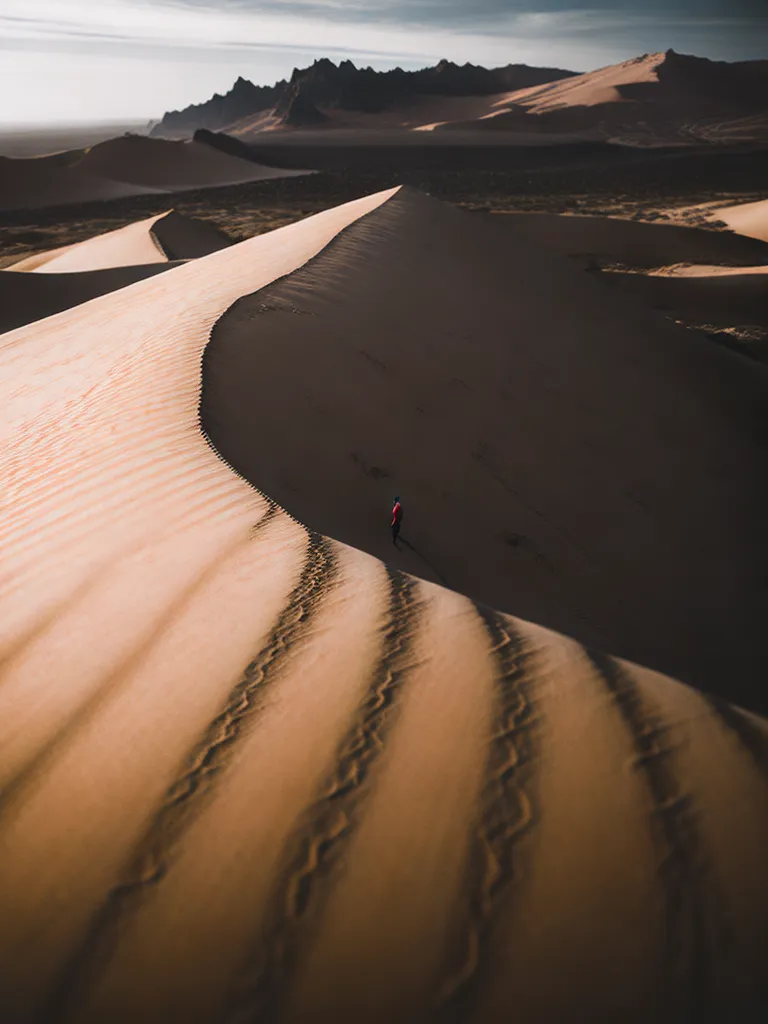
[9,211,233,274]
[201,188,767,710]
[495,212,768,361]
[75,136,308,191]
[717,198,768,244]
[495,212,768,269]
[435,51,768,141]
[1,189,766,1023]
[0,154,162,213]
[10,214,172,273]
[0,137,308,213]
[0,263,180,335]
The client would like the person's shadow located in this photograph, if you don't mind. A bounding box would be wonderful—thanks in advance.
[397,536,449,588]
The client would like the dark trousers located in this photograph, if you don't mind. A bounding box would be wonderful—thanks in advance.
[391,522,401,544]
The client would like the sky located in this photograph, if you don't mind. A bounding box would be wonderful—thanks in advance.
[1,0,766,126]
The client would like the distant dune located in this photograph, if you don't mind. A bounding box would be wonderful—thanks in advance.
[0,123,150,160]
[1,188,766,1023]
[0,136,309,213]
[0,154,161,212]
[434,50,768,143]
[75,136,308,192]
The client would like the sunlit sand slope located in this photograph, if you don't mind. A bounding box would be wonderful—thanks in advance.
[9,211,233,273]
[0,263,180,335]
[201,188,767,710]
[0,188,765,1024]
[717,198,768,244]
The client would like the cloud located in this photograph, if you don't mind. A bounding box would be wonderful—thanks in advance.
[4,0,764,65]
[1,0,765,125]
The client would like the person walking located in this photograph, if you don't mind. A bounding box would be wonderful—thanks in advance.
[391,496,403,546]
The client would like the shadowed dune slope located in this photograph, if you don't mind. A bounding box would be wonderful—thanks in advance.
[9,211,234,273]
[0,263,180,334]
[151,210,234,260]
[0,137,309,213]
[201,187,767,711]
[0,187,766,1023]
[495,211,768,269]
[74,135,310,191]
[0,155,161,212]
[606,266,768,328]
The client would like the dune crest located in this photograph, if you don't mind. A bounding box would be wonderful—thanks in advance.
[9,211,233,273]
[0,188,766,1022]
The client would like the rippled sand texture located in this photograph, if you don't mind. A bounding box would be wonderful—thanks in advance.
[0,187,766,1023]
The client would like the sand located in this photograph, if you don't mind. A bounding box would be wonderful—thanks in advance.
[75,136,309,192]
[0,137,310,214]
[202,188,767,710]
[9,211,233,273]
[604,264,768,323]
[717,197,768,243]
[0,154,162,213]
[428,52,768,144]
[493,211,768,359]
[495,211,768,269]
[0,187,766,1023]
[0,263,180,334]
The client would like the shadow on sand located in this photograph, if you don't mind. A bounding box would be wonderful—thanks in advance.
[398,536,450,589]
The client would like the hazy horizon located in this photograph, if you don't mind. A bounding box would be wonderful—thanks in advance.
[1,0,766,126]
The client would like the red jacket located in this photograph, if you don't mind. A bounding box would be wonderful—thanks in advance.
[391,502,402,526]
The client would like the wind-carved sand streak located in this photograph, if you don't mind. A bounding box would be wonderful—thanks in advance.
[42,528,337,1022]
[586,649,716,1019]
[699,694,768,779]
[435,606,539,1022]
[0,507,276,808]
[227,567,423,1024]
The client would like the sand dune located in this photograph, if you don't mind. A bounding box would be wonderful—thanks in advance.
[492,211,768,363]
[0,136,309,213]
[0,188,766,1022]
[606,263,768,321]
[0,154,162,212]
[9,211,233,273]
[431,51,768,143]
[75,135,309,192]
[495,211,768,269]
[498,51,677,114]
[0,263,181,334]
[202,188,767,710]
[717,197,768,243]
